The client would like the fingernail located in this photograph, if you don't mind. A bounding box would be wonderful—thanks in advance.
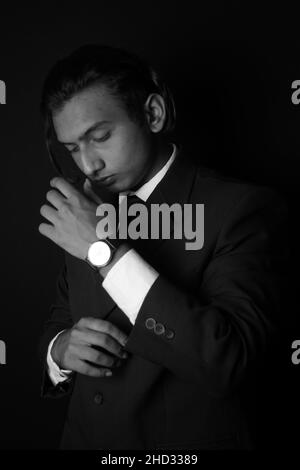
[121,351,128,359]
[105,370,112,376]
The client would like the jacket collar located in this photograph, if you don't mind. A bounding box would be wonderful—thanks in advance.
[146,144,197,207]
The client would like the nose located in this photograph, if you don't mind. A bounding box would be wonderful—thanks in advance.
[80,145,105,179]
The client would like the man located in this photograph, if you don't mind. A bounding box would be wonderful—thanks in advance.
[38,44,287,450]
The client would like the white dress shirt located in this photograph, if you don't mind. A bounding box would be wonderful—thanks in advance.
[47,143,177,385]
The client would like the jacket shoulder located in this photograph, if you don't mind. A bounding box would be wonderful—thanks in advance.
[192,162,285,207]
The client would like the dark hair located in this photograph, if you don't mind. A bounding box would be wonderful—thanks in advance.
[40,44,176,134]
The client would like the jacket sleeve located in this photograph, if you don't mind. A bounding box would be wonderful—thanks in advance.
[124,187,289,397]
[38,257,75,398]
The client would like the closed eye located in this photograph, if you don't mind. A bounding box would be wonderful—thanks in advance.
[92,132,111,143]
[63,131,111,153]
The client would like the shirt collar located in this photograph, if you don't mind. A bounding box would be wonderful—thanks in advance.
[119,143,177,205]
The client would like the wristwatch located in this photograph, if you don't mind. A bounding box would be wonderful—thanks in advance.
[85,238,120,269]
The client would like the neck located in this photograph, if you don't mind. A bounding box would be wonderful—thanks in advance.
[132,139,173,191]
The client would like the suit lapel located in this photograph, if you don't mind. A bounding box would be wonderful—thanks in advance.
[143,147,198,253]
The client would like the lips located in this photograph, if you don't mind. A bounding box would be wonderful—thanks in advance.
[96,175,112,182]
[95,175,115,185]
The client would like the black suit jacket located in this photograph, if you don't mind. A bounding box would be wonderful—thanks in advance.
[39,148,288,450]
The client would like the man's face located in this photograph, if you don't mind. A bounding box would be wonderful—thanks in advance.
[53,85,155,193]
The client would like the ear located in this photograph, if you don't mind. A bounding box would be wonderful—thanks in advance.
[144,93,167,133]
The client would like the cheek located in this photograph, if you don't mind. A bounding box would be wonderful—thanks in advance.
[108,127,148,174]
[112,146,139,172]
[125,153,146,179]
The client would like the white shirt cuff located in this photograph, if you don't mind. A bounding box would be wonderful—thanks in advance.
[102,248,159,324]
[47,330,73,385]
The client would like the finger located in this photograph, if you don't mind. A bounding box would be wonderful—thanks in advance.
[40,204,58,224]
[76,329,128,359]
[46,189,67,209]
[78,317,128,347]
[77,344,118,368]
[50,177,77,199]
[38,222,56,242]
[76,359,113,378]
[83,178,103,204]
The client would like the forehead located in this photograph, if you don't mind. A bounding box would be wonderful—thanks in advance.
[53,85,126,143]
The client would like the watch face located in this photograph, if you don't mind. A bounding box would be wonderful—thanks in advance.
[88,241,112,267]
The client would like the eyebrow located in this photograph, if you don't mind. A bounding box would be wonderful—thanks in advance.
[58,120,112,145]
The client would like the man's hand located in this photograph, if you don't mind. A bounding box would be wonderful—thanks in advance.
[51,317,129,378]
[38,177,102,260]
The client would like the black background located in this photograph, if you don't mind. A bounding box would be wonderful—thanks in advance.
[0,2,299,450]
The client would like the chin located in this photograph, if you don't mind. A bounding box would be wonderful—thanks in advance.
[114,178,136,193]
[101,175,137,194]
[107,180,128,193]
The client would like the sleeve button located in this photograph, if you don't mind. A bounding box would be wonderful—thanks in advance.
[165,329,175,339]
[94,392,103,405]
[154,323,165,335]
[145,317,156,329]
